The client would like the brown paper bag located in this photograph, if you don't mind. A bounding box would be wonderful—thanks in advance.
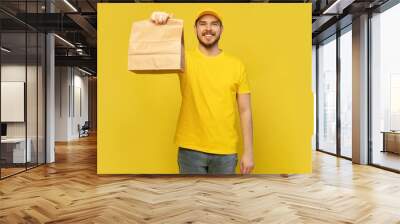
[128,19,184,72]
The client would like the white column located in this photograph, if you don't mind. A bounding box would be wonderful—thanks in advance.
[45,1,56,163]
[46,33,55,163]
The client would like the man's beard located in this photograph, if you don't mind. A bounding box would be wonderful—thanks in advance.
[197,31,221,49]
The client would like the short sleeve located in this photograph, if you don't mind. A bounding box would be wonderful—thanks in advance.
[237,62,251,94]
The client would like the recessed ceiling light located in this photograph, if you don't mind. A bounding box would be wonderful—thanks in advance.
[63,0,78,12]
[322,0,354,15]
[1,47,11,53]
[77,67,93,76]
[54,34,75,48]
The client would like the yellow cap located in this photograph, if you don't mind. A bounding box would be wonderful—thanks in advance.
[195,9,222,24]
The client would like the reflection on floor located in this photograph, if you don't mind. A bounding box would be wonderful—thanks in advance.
[373,150,400,171]
[0,167,25,178]
[0,163,41,178]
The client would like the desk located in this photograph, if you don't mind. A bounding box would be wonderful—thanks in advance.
[382,131,400,154]
[1,138,31,163]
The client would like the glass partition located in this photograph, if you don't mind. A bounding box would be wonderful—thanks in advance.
[0,1,46,179]
[1,30,28,177]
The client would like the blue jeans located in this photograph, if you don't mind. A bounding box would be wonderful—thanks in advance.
[178,147,238,174]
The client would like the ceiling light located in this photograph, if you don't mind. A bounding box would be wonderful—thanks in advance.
[322,0,354,15]
[77,67,93,76]
[63,0,78,12]
[1,47,11,53]
[54,34,75,48]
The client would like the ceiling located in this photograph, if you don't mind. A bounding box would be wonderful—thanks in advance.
[0,0,396,74]
[1,0,97,73]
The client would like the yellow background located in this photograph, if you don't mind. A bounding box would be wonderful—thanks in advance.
[98,3,313,174]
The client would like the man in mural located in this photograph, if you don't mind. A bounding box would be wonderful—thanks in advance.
[150,9,254,174]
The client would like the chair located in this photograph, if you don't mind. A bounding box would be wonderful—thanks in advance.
[79,121,90,138]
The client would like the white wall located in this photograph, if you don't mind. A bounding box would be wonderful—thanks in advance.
[55,67,70,141]
[55,67,89,141]
[72,73,89,138]
[1,82,25,122]
[1,65,26,130]
[1,65,39,137]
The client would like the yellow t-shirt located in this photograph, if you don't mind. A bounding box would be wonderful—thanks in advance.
[174,47,251,155]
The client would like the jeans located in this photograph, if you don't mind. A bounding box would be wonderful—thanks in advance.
[178,147,238,174]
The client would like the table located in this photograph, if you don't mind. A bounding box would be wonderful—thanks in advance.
[1,138,32,163]
[381,131,400,154]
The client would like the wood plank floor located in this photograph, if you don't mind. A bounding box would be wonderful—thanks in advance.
[0,167,26,178]
[1,134,400,224]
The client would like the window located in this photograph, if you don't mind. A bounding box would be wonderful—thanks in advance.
[371,3,400,171]
[318,36,337,154]
[339,28,352,158]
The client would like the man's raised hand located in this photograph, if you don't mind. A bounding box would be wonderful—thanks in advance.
[150,11,172,25]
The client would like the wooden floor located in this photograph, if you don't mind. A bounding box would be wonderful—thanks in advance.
[1,163,45,178]
[1,135,400,224]
[0,167,26,178]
